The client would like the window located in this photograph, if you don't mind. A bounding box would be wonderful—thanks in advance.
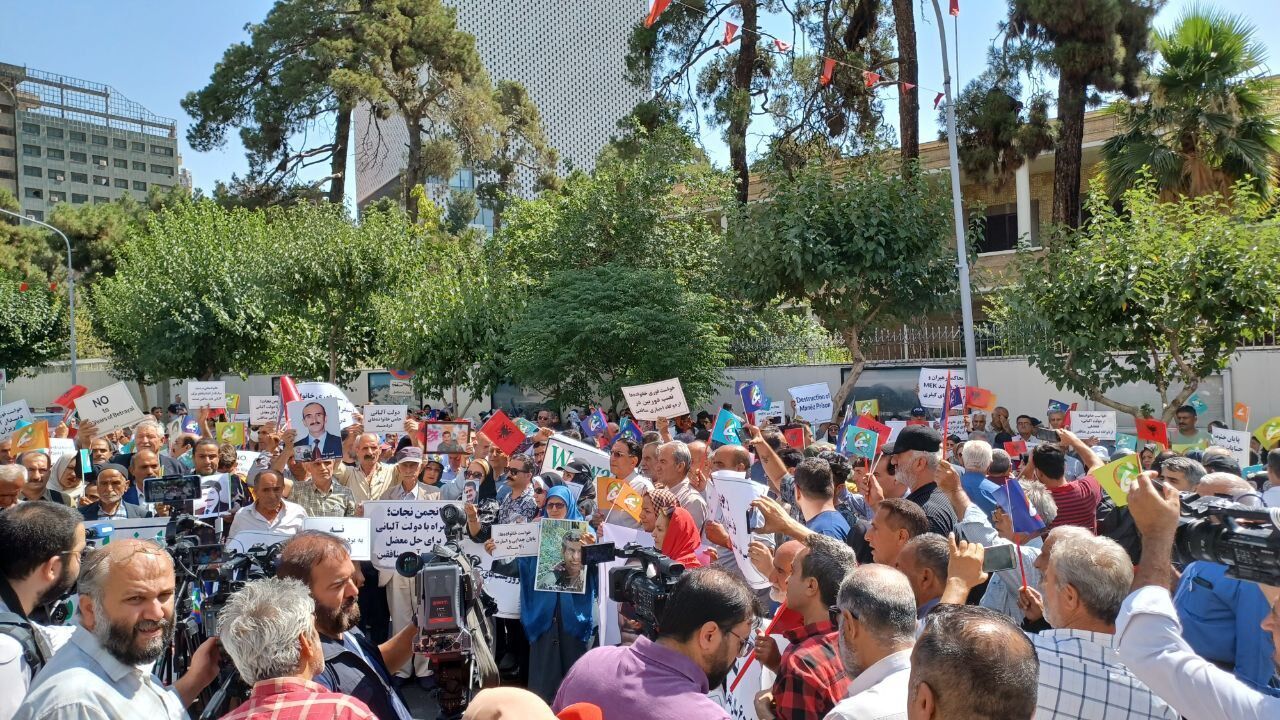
[22,144,40,157]
[92,155,108,168]
[23,165,41,177]
[71,172,88,184]
[26,210,43,221]
[113,178,128,189]
[150,164,174,176]
[0,104,12,114]
[21,122,39,135]
[153,184,171,191]
[46,148,64,160]
[69,131,86,143]
[131,141,145,152]
[132,180,147,191]
[0,126,12,136]
[113,158,127,169]
[0,170,13,180]
[113,138,127,150]
[132,160,146,171]
[150,145,174,157]
[24,187,43,200]
[46,127,63,139]
[71,193,88,204]
[48,170,65,182]
[48,191,65,204]
[93,196,109,204]
[70,151,86,163]
[93,175,109,186]
[91,134,108,146]
[0,147,12,157]
[975,202,1040,254]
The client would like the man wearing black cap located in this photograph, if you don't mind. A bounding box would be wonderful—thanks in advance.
[882,426,957,536]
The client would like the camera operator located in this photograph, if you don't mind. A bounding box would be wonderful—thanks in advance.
[0,503,84,720]
[1115,473,1280,719]
[15,539,220,720]
[553,566,763,720]
[276,531,417,720]
[217,578,376,720]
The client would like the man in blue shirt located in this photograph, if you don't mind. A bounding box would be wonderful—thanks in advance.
[1175,561,1279,694]
[958,439,1001,518]
[793,457,850,541]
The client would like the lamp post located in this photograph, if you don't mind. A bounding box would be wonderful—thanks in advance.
[0,207,77,386]
[929,0,978,386]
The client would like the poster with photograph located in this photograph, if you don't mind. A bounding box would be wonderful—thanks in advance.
[288,397,343,462]
[425,421,470,454]
[534,518,590,594]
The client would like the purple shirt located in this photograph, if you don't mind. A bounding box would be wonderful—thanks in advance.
[552,636,730,720]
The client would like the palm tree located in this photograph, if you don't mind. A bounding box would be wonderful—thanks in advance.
[1101,6,1280,200]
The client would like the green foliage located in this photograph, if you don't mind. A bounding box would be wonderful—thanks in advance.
[0,189,58,281]
[0,281,68,377]
[1101,7,1280,199]
[950,61,1054,186]
[991,174,1280,421]
[443,190,479,234]
[211,174,327,210]
[475,81,560,231]
[505,265,729,410]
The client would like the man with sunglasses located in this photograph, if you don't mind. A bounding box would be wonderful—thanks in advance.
[496,453,540,526]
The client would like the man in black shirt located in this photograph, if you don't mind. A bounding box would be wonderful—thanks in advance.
[882,426,957,536]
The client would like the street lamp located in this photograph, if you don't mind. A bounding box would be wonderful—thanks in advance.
[0,207,77,386]
[930,0,979,386]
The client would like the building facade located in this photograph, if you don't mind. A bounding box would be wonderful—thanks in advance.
[0,62,183,222]
[354,0,647,224]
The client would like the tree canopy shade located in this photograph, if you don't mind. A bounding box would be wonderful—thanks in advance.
[0,282,68,378]
[504,265,729,411]
[1101,6,1280,200]
[991,174,1280,422]
[727,158,960,412]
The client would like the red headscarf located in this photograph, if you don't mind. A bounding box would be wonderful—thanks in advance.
[661,506,703,569]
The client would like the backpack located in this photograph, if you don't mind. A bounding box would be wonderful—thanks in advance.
[0,611,43,677]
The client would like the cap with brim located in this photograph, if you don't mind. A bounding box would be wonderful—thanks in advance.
[424,454,446,468]
[393,447,423,465]
[910,407,927,417]
[882,425,942,455]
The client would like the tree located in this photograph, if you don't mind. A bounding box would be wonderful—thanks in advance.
[183,0,358,204]
[443,190,479,234]
[474,80,560,232]
[331,0,499,221]
[0,189,57,281]
[1101,7,1280,200]
[727,157,961,412]
[950,64,1054,187]
[506,265,729,410]
[891,0,918,165]
[1003,0,1158,227]
[991,175,1280,422]
[211,173,327,210]
[0,281,68,377]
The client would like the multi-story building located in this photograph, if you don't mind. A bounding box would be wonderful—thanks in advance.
[354,0,647,224]
[0,62,184,222]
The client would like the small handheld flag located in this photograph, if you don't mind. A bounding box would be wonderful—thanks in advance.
[995,479,1044,534]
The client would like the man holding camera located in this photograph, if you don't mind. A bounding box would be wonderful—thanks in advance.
[1115,474,1280,719]
[553,567,762,720]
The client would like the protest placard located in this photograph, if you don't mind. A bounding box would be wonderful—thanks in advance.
[186,381,226,409]
[49,438,76,461]
[842,426,878,459]
[12,420,49,455]
[234,450,260,474]
[757,401,785,425]
[362,405,407,435]
[1115,433,1138,452]
[227,530,292,553]
[621,378,689,421]
[1209,427,1251,469]
[225,393,241,412]
[95,517,171,545]
[73,383,144,435]
[295,381,357,429]
[248,396,281,426]
[855,399,879,417]
[424,421,470,453]
[0,400,34,441]
[488,523,542,559]
[463,537,520,618]
[215,421,245,447]
[365,500,464,570]
[1069,411,1116,440]
[303,517,372,561]
[534,518,590,594]
[917,368,965,409]
[1253,417,1280,450]
[944,415,969,439]
[541,433,610,480]
[787,382,833,423]
[596,477,643,523]
[706,471,771,590]
[289,398,343,461]
[1095,454,1142,507]
[389,378,415,401]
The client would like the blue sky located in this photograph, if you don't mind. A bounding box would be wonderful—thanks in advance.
[5,0,1278,209]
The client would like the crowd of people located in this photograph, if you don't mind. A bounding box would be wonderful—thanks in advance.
[0,394,1277,720]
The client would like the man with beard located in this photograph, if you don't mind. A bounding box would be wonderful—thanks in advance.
[827,565,917,720]
[553,567,762,720]
[15,539,220,720]
[0,502,84,719]
[79,465,151,521]
[276,531,417,720]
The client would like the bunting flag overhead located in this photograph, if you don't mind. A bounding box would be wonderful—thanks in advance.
[644,0,671,28]
[934,92,945,108]
[950,0,960,16]
[862,70,880,88]
[820,57,836,86]
[722,21,738,45]
[773,38,791,52]
[901,82,915,92]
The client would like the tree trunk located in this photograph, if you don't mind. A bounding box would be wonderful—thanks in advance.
[728,0,759,205]
[328,101,352,205]
[404,118,423,223]
[892,0,919,169]
[1052,74,1086,228]
[136,379,150,411]
[830,327,867,416]
[327,326,339,384]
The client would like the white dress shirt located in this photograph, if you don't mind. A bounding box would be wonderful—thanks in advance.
[825,649,911,720]
[0,598,73,720]
[1116,585,1280,720]
[1030,627,1178,719]
[227,500,308,540]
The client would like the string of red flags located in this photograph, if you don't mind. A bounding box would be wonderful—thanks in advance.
[820,58,837,87]
[773,38,791,52]
[934,92,945,108]
[862,70,880,88]
[722,21,738,46]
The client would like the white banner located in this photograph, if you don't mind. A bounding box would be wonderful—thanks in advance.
[73,383,144,435]
[788,382,833,423]
[540,433,611,480]
[463,537,521,619]
[1209,427,1251,469]
[705,471,771,590]
[1070,411,1117,441]
[621,378,689,421]
[362,404,407,434]
[758,401,785,425]
[304,516,372,561]
[186,381,226,409]
[365,500,463,570]
[489,523,542,559]
[917,368,965,409]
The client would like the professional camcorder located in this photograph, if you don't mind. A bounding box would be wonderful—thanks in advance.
[586,542,686,639]
[1175,494,1280,586]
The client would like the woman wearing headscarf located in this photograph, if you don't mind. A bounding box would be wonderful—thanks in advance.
[652,506,703,569]
[48,452,84,506]
[464,458,500,539]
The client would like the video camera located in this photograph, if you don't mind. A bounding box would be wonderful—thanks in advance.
[1175,494,1280,586]
[584,542,685,639]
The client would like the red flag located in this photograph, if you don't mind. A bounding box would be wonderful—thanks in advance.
[783,427,805,450]
[820,57,836,86]
[901,82,915,92]
[950,0,959,16]
[722,22,738,45]
[1004,440,1028,457]
[644,0,671,28]
[279,374,301,425]
[53,384,88,409]
[965,386,997,412]
[1135,417,1169,446]
[481,410,525,456]
[18,282,28,292]
[934,92,944,108]
[862,70,880,88]
[855,415,892,451]
[49,282,57,291]
[1063,402,1079,428]
[773,39,792,52]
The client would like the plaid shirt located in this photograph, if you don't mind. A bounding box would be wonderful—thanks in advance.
[290,480,357,518]
[220,677,377,720]
[1031,628,1180,720]
[772,619,851,720]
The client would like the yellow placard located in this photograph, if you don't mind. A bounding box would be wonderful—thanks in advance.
[12,421,50,455]
[595,476,643,522]
[215,421,245,447]
[1094,453,1141,507]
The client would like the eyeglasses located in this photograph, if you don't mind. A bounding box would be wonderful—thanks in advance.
[533,487,546,495]
[723,626,754,657]
[511,466,531,475]
[464,471,484,480]
[545,501,567,510]
[829,605,857,622]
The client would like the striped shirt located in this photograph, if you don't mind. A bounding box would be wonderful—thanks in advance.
[220,677,376,720]
[1030,628,1178,720]
[1046,475,1102,533]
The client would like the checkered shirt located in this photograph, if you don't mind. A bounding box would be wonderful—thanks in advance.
[772,619,851,720]
[220,677,377,720]
[1030,628,1180,720]
[290,480,357,518]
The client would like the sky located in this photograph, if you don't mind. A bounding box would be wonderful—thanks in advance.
[5,0,1279,209]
